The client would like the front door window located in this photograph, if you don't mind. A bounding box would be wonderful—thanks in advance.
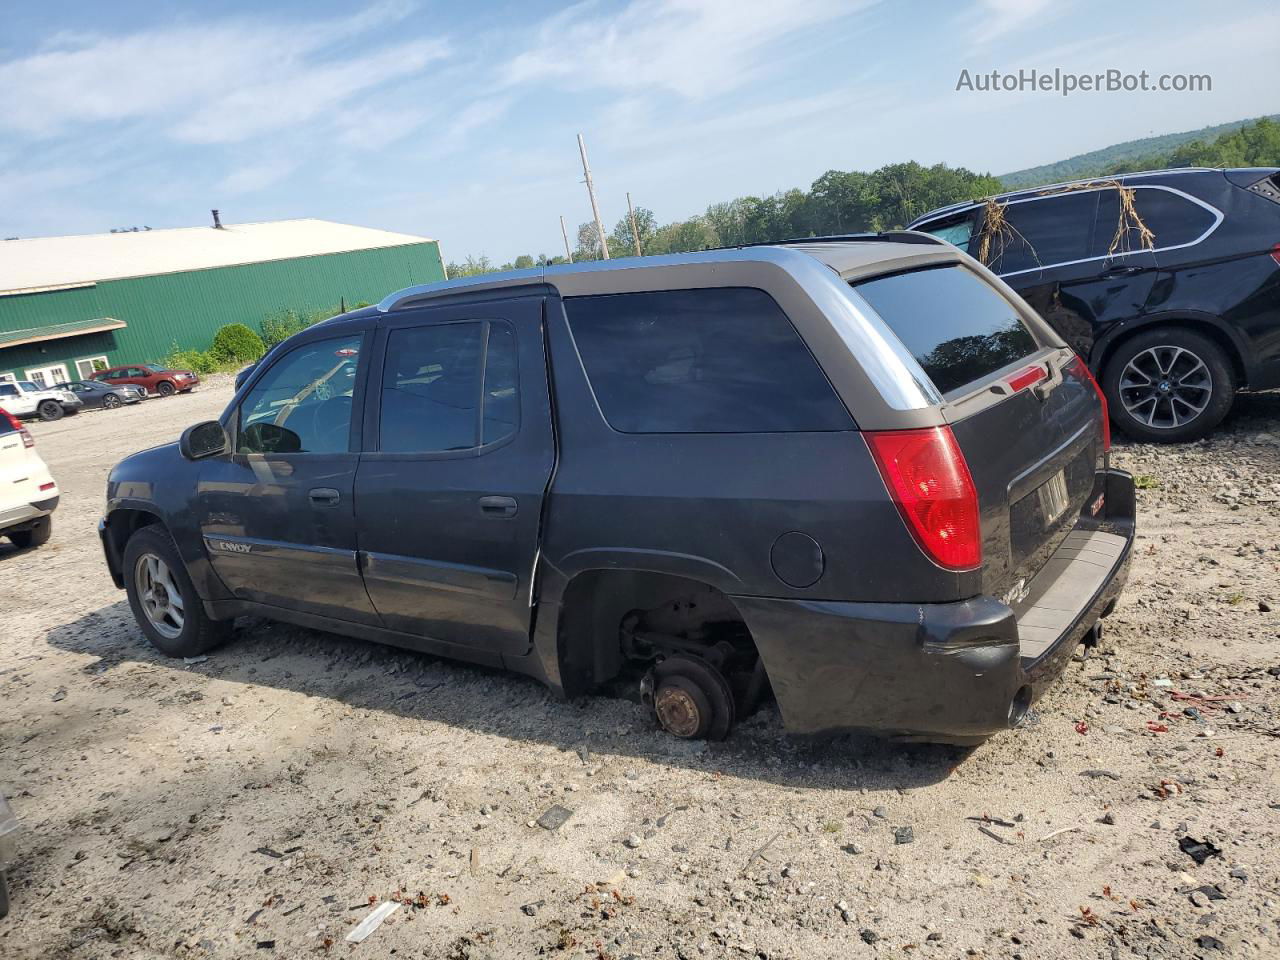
[237,336,362,454]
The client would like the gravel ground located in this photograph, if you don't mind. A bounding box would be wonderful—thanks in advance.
[1,380,1277,960]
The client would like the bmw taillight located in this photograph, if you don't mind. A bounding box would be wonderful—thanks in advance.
[1065,356,1110,452]
[2,408,34,448]
[865,426,982,571]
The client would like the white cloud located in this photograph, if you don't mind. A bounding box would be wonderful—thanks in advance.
[216,156,301,195]
[966,0,1057,49]
[0,1,447,142]
[420,96,515,157]
[503,0,866,99]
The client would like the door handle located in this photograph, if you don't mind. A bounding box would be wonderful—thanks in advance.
[1101,264,1143,277]
[478,495,518,518]
[309,487,341,506]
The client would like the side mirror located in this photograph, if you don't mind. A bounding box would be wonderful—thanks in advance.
[179,420,228,460]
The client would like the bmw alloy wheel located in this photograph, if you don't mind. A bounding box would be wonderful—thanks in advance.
[1118,345,1212,430]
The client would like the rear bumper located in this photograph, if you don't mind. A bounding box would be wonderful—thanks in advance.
[0,494,59,532]
[735,469,1136,743]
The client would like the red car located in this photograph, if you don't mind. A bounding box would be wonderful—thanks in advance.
[94,364,199,397]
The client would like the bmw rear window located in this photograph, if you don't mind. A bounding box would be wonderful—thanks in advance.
[851,265,1040,395]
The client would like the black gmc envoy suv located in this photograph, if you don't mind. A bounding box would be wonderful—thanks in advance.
[100,237,1135,744]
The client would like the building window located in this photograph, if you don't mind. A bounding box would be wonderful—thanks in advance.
[0,371,15,384]
[25,364,70,387]
[75,356,109,379]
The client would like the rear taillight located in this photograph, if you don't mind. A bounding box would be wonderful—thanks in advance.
[865,425,982,571]
[1065,356,1110,452]
[39,481,55,492]
[1270,242,1280,267]
[1,408,34,447]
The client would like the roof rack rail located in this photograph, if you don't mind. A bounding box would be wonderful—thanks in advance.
[732,231,946,250]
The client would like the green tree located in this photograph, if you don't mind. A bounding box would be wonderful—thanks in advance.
[210,322,265,363]
[447,254,496,278]
[575,221,606,261]
[610,206,658,256]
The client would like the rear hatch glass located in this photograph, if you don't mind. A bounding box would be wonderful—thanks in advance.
[853,264,1104,604]
[853,265,1039,394]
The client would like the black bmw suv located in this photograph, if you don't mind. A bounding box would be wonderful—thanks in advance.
[910,168,1280,442]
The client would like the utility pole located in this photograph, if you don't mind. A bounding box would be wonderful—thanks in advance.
[577,133,609,260]
[626,192,642,257]
[559,215,574,263]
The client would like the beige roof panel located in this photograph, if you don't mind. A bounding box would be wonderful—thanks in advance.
[0,218,433,296]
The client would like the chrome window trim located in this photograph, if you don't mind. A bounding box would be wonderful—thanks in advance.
[914,184,1224,278]
[911,167,1219,224]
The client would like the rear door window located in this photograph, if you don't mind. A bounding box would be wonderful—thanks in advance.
[564,287,852,433]
[985,192,1098,274]
[379,322,483,452]
[377,320,519,453]
[852,265,1041,395]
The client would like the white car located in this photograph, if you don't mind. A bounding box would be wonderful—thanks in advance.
[0,408,58,548]
[0,380,83,421]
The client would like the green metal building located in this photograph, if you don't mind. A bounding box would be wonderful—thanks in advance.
[0,217,445,386]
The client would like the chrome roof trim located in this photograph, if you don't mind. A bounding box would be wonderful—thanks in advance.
[909,167,1222,226]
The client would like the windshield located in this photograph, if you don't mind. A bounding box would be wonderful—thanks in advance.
[144,364,166,372]
[18,381,39,391]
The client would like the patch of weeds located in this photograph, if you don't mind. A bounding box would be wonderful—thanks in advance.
[1133,475,1160,490]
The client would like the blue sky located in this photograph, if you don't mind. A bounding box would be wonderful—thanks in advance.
[2,0,1278,263]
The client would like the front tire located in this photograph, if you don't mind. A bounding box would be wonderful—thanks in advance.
[102,394,123,410]
[1102,328,1235,443]
[36,400,63,421]
[157,381,176,398]
[123,526,232,657]
[8,516,51,549]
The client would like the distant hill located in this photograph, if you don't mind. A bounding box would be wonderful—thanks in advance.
[999,114,1280,188]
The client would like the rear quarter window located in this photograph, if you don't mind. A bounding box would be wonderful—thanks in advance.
[1128,187,1217,249]
[564,287,853,433]
[852,265,1041,395]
